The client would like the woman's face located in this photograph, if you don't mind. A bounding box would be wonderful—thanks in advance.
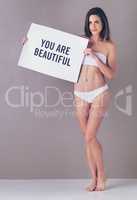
[89,15,103,36]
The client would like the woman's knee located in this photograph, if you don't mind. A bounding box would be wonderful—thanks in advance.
[85,133,96,144]
[84,125,96,143]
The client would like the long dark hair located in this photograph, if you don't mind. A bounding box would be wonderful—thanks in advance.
[84,7,110,40]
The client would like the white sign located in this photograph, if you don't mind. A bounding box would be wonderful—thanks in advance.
[18,23,88,83]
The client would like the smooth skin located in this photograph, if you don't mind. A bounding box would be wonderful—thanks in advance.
[74,15,117,191]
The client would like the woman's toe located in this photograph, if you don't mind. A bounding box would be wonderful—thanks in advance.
[85,184,96,191]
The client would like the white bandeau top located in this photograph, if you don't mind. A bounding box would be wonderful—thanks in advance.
[82,52,107,67]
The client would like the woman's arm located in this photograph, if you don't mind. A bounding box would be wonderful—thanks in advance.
[95,42,117,80]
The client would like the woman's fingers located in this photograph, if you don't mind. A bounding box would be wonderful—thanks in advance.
[83,48,95,56]
[83,48,91,55]
[21,36,28,46]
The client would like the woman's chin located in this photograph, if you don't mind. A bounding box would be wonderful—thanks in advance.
[92,31,99,35]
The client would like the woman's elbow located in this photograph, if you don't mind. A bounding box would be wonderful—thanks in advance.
[109,71,116,80]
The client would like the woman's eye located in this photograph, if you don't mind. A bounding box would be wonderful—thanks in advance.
[89,21,92,25]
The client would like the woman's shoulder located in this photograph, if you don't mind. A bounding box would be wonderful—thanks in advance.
[104,39,116,50]
[103,39,117,55]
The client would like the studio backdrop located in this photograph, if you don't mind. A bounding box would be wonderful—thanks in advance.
[0,0,137,178]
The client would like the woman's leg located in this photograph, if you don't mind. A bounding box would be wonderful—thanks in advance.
[74,95,97,190]
[74,95,90,135]
[84,142,97,191]
[84,90,112,191]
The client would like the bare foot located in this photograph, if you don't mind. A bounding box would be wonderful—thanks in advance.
[85,180,97,192]
[95,176,107,191]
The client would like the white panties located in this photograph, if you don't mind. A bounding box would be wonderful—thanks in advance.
[74,84,109,103]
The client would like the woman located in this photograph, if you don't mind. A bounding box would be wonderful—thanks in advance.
[21,7,117,191]
[74,7,117,191]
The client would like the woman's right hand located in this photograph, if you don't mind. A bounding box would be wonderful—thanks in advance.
[21,36,28,46]
[83,48,95,56]
[83,48,92,55]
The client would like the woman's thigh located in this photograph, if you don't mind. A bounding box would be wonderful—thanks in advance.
[74,95,91,134]
[85,90,112,142]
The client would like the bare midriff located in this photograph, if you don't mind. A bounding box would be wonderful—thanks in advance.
[74,65,106,92]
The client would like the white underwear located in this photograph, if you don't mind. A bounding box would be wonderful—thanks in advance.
[74,84,109,103]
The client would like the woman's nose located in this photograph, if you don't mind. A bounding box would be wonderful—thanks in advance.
[91,23,95,28]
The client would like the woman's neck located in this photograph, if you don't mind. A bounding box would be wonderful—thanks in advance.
[90,35,102,45]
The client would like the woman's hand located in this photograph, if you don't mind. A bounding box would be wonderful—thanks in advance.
[83,48,96,58]
[21,36,28,46]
